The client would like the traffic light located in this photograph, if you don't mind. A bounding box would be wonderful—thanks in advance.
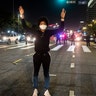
[57,0,66,4]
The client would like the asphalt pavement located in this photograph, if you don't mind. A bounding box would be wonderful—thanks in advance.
[0,41,96,96]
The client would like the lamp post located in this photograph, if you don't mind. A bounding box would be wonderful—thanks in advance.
[13,0,14,20]
[18,14,20,33]
[12,0,15,31]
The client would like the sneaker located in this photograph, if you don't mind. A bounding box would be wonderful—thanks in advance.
[32,89,38,96]
[44,90,51,96]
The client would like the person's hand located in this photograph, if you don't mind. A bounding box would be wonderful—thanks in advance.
[19,6,24,19]
[61,8,66,19]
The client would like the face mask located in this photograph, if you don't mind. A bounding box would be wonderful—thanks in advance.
[39,25,47,30]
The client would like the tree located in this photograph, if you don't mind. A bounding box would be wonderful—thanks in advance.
[86,20,96,36]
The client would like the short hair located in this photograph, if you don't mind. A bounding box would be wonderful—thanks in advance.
[38,16,49,26]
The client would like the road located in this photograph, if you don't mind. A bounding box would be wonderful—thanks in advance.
[0,41,96,96]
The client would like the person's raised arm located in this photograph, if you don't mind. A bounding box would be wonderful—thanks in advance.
[61,8,66,21]
[60,8,66,31]
[19,6,33,32]
[50,8,66,36]
[19,6,24,19]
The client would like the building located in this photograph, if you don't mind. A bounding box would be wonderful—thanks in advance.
[87,0,96,22]
[78,0,88,5]
[66,0,76,4]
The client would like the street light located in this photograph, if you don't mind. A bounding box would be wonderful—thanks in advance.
[92,19,96,24]
[13,0,14,19]
[18,14,20,33]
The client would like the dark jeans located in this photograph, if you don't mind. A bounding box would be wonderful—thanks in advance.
[33,52,51,89]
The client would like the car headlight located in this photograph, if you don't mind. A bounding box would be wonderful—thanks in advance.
[26,36,31,41]
[3,36,7,41]
[32,37,36,42]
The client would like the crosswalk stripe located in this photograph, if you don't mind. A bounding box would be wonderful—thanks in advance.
[49,43,55,46]
[21,46,34,49]
[51,44,63,51]
[0,46,8,48]
[82,45,91,52]
[0,43,55,50]
[67,45,75,52]
[7,45,26,49]
[0,43,93,53]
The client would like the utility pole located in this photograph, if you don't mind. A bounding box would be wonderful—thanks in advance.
[12,0,15,31]
[13,0,14,19]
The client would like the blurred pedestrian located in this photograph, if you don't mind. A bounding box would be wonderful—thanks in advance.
[70,32,75,45]
[63,33,67,44]
[86,34,90,46]
[56,33,61,45]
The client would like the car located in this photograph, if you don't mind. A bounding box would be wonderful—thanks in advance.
[0,33,20,44]
[83,35,94,42]
[25,34,36,44]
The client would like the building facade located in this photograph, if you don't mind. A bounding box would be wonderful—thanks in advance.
[87,0,96,22]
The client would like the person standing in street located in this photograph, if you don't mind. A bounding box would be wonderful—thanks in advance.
[70,32,75,45]
[86,34,90,46]
[19,6,66,96]
[56,33,61,45]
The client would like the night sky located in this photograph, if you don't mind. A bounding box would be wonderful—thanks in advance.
[0,0,87,30]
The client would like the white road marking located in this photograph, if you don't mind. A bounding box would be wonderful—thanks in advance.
[13,59,22,64]
[82,45,91,52]
[49,43,55,46]
[0,45,8,48]
[49,74,57,77]
[69,90,75,96]
[4,43,54,50]
[7,45,26,49]
[70,63,75,68]
[72,55,75,58]
[51,44,63,51]
[21,46,34,49]
[5,43,33,49]
[25,53,35,56]
[67,45,75,52]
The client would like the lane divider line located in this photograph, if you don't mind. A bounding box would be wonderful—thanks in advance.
[72,55,75,58]
[70,63,75,68]
[25,53,35,56]
[69,90,75,96]
[49,74,57,77]
[13,59,22,64]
